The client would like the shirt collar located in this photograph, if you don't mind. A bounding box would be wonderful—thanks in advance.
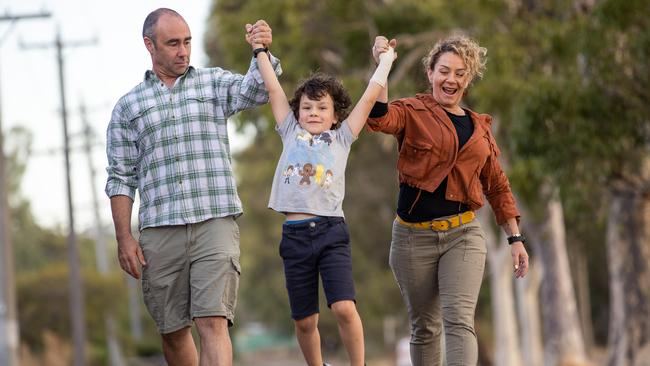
[143,66,196,83]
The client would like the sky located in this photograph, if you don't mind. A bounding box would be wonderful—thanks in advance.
[0,0,254,231]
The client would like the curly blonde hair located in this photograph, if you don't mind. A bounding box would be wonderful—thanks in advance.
[422,36,487,85]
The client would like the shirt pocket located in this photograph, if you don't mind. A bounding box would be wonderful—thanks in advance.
[130,104,162,140]
[398,138,434,179]
[186,95,219,121]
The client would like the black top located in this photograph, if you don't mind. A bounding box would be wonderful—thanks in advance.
[396,109,474,222]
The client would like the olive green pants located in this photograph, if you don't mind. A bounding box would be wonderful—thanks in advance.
[389,218,486,366]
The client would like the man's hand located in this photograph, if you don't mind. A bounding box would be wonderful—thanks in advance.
[117,233,146,279]
[245,19,273,50]
[511,242,529,278]
[373,36,398,64]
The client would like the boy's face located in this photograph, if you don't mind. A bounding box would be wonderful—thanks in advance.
[298,93,336,135]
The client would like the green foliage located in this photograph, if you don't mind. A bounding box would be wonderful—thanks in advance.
[4,124,158,363]
[16,265,127,350]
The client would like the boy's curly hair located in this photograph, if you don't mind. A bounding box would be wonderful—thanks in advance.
[289,73,352,130]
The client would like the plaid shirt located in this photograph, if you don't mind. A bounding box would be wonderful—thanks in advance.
[106,56,281,230]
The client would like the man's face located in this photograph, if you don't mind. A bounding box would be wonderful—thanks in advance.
[145,14,191,78]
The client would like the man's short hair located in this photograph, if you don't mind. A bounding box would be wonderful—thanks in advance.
[142,8,183,43]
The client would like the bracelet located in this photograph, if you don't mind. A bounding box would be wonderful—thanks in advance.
[253,47,269,57]
[507,234,526,245]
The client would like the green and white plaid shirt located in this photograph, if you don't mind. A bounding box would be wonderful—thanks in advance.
[106,56,281,230]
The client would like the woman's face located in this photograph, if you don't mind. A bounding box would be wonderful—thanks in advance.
[427,52,470,111]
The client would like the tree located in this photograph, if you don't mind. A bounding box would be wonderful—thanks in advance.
[496,0,650,364]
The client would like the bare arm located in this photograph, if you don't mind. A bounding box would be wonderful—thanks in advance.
[110,195,146,279]
[347,38,397,137]
[246,21,291,126]
[501,218,529,278]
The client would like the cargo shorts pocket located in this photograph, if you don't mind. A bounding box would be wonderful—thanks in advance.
[221,256,241,314]
[142,278,164,329]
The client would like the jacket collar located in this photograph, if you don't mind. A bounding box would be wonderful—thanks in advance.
[414,93,492,128]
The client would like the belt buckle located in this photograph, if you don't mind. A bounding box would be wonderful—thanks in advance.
[431,219,451,231]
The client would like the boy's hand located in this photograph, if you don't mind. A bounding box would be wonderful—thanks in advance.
[373,36,398,63]
[245,20,273,50]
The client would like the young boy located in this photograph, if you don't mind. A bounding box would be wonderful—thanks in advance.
[246,21,395,366]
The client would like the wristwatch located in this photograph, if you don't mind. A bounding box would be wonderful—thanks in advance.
[507,234,526,245]
[253,47,269,57]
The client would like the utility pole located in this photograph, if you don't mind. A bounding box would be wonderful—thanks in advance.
[20,28,95,366]
[80,102,125,366]
[0,10,51,366]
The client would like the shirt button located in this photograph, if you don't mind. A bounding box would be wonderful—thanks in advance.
[179,180,183,185]
[309,222,316,228]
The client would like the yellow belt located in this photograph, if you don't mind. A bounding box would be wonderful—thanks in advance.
[396,211,476,231]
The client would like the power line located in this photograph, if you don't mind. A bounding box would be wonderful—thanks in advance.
[20,27,96,366]
[0,10,51,366]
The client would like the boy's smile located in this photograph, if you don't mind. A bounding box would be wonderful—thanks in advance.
[298,94,337,135]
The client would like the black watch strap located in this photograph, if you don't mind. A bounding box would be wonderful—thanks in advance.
[253,47,269,57]
[507,234,526,245]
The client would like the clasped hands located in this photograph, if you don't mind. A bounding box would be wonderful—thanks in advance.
[244,20,398,60]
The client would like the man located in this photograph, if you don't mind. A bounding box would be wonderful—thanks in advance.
[105,8,280,365]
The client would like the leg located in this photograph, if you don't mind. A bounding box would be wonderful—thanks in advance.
[139,226,194,362]
[187,218,240,366]
[317,219,365,365]
[280,221,322,363]
[438,221,486,365]
[389,220,443,366]
[331,300,365,366]
[294,313,323,366]
[161,326,198,366]
[195,316,232,366]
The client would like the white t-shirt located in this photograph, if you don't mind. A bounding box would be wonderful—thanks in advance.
[268,112,356,217]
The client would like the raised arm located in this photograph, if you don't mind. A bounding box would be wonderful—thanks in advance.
[347,37,397,137]
[246,20,290,126]
[373,37,393,104]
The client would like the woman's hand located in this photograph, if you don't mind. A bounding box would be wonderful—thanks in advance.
[511,242,529,278]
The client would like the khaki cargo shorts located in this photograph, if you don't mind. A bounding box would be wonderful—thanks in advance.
[139,216,241,334]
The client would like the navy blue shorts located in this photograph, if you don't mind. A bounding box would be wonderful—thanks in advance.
[279,216,356,320]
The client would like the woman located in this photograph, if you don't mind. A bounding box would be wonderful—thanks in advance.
[368,36,529,365]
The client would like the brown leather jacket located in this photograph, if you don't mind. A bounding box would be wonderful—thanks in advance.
[367,93,520,225]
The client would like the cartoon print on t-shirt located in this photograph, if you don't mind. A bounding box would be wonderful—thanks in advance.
[314,132,332,146]
[283,165,295,184]
[285,130,336,189]
[314,164,325,185]
[322,170,333,188]
[299,163,315,185]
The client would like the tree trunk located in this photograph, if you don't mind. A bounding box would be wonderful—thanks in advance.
[530,184,587,366]
[479,208,523,366]
[515,258,544,366]
[606,180,650,366]
[573,249,595,353]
